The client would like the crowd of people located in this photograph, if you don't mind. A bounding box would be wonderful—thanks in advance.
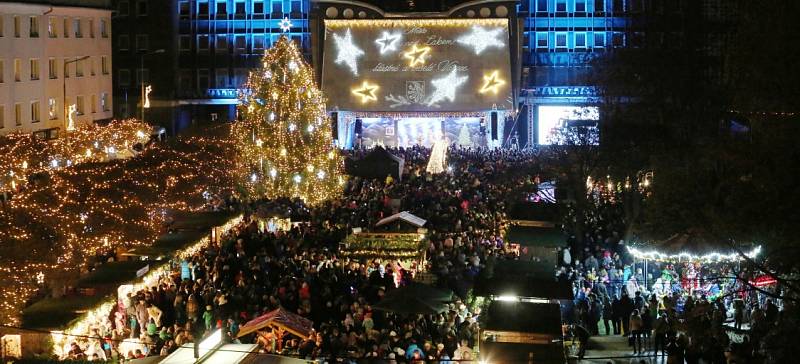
[63,146,544,362]
[556,194,793,363]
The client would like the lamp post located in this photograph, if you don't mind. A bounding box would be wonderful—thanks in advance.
[140,49,165,122]
[63,55,90,134]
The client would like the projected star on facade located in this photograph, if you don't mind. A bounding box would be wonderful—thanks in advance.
[479,70,505,94]
[333,29,365,75]
[403,44,432,67]
[279,17,293,32]
[456,26,505,55]
[375,31,402,54]
[427,69,469,106]
[352,81,379,103]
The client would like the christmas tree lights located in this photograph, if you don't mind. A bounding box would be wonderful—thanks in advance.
[234,36,342,206]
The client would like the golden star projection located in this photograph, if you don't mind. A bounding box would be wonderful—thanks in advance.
[403,44,431,67]
[479,70,505,94]
[352,81,379,103]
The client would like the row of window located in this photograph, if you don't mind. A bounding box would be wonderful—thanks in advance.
[117,68,249,90]
[528,0,647,13]
[0,14,109,39]
[180,33,301,52]
[531,31,625,49]
[178,0,305,17]
[0,94,110,129]
[0,57,109,83]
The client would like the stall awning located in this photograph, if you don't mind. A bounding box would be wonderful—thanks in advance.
[236,307,314,339]
[376,211,427,228]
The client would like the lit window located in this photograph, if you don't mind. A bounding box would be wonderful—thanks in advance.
[91,94,97,113]
[76,59,84,77]
[48,17,57,37]
[555,32,567,48]
[89,19,95,38]
[48,98,58,119]
[101,19,109,38]
[101,93,109,112]
[30,59,40,80]
[15,103,22,126]
[594,32,606,47]
[14,16,21,37]
[575,32,587,48]
[31,101,41,123]
[76,95,85,115]
[14,59,21,82]
[74,18,82,38]
[536,32,548,48]
[63,17,70,38]
[102,56,109,75]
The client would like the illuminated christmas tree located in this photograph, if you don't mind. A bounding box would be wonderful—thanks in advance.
[233,36,342,205]
[458,123,472,147]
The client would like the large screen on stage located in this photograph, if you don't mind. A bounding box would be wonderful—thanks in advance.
[322,19,513,112]
[537,105,600,145]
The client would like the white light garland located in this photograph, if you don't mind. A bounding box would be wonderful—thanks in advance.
[627,245,762,263]
[456,26,505,55]
[427,69,469,106]
[332,28,364,76]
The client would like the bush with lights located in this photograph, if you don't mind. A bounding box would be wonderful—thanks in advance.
[233,36,342,206]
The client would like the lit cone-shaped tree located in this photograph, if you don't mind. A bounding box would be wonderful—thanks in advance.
[233,36,342,205]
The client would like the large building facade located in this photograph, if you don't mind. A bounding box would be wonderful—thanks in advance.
[112,0,310,134]
[0,0,113,137]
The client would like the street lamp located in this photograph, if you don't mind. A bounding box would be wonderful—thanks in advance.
[63,55,90,133]
[140,49,165,122]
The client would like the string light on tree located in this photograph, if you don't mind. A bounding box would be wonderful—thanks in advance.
[427,69,469,106]
[332,28,365,76]
[403,44,432,67]
[456,26,505,55]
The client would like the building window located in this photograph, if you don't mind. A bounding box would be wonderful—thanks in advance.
[594,32,605,47]
[101,19,109,38]
[136,34,149,51]
[101,56,109,75]
[15,104,22,126]
[89,19,95,38]
[31,101,41,123]
[48,58,57,79]
[91,94,97,113]
[178,69,191,90]
[30,16,39,37]
[179,1,190,15]
[535,0,547,11]
[594,0,604,12]
[101,93,109,111]
[555,32,567,48]
[119,1,129,16]
[198,69,210,89]
[76,59,84,77]
[136,68,149,85]
[216,72,228,87]
[575,32,587,48]
[198,35,210,50]
[555,0,567,12]
[119,69,131,86]
[90,57,96,76]
[63,58,70,78]
[613,0,624,12]
[576,0,587,12]
[0,105,4,128]
[0,59,4,83]
[253,35,266,50]
[63,17,70,38]
[536,32,548,48]
[235,35,246,51]
[48,17,57,37]
[14,16,21,37]
[234,68,247,86]
[137,0,148,16]
[178,36,190,51]
[612,32,624,47]
[74,18,82,38]
[76,95,85,115]
[119,35,129,50]
[272,1,282,14]
[198,1,210,15]
[291,0,302,13]
[14,59,21,82]
[30,59,40,80]
[48,98,57,119]
[216,34,228,52]
[0,16,4,37]
[216,0,227,15]
[253,0,265,14]
[235,0,246,14]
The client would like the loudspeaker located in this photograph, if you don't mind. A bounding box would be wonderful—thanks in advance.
[491,112,498,140]
[330,112,338,140]
[355,118,363,135]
